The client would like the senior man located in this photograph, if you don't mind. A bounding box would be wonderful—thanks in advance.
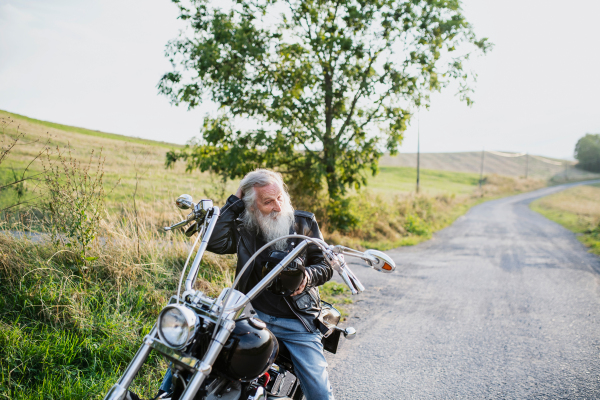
[154,169,335,400]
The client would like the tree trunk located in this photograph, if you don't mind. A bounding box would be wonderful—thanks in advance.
[323,68,339,200]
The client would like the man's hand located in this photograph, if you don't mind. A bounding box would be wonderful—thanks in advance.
[235,186,244,199]
[291,271,309,297]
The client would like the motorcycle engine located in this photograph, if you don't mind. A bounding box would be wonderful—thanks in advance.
[262,363,298,397]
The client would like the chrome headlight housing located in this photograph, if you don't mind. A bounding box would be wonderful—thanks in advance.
[157,304,197,349]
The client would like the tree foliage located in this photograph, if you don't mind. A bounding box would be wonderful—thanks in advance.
[160,0,491,199]
[575,134,600,173]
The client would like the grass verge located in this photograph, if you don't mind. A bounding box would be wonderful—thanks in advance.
[530,183,600,255]
[320,282,353,318]
[0,206,234,400]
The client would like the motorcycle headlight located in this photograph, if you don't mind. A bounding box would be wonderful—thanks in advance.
[157,305,197,349]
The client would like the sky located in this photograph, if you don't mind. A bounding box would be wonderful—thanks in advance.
[0,0,599,160]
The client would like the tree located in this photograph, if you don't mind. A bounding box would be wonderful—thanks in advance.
[574,134,600,173]
[159,0,491,200]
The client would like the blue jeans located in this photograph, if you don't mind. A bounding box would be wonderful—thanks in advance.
[255,310,335,400]
[160,311,335,400]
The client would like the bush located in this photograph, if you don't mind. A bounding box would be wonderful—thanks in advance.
[42,146,108,266]
[574,133,600,172]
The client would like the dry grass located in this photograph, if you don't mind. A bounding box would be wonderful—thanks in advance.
[0,110,237,212]
[380,151,600,181]
[531,184,600,255]
[534,185,600,218]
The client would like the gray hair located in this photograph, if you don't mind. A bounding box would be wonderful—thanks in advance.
[239,169,295,248]
[239,169,289,211]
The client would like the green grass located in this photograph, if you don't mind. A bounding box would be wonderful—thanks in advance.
[1,110,181,149]
[320,281,353,317]
[0,223,234,399]
[530,183,600,255]
[368,166,482,196]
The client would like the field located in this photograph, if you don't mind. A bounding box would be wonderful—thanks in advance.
[530,184,600,255]
[0,109,233,212]
[1,109,528,210]
[0,109,544,219]
[0,109,548,399]
[380,151,600,181]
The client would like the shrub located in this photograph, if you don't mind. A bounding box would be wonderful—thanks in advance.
[404,214,431,236]
[42,145,109,267]
[574,133,600,172]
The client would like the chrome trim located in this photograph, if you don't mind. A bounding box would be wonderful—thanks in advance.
[325,252,365,295]
[157,304,197,349]
[363,249,396,273]
[103,385,127,400]
[184,207,221,291]
[250,386,266,400]
[343,327,357,339]
[176,194,194,210]
[149,338,200,370]
[180,319,236,400]
[199,199,213,211]
[217,288,249,319]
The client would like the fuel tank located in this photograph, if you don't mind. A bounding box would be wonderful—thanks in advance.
[214,317,278,381]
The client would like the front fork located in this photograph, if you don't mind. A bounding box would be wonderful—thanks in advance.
[103,326,158,400]
[103,320,236,400]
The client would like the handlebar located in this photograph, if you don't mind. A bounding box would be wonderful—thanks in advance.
[163,198,396,328]
[164,216,193,231]
[164,199,214,231]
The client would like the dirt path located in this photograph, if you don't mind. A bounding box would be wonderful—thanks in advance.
[327,180,600,399]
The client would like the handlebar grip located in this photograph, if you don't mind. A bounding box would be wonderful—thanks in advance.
[164,219,190,231]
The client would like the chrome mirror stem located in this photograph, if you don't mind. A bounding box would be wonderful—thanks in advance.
[184,207,221,292]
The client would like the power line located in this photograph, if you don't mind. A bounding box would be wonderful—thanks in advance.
[416,111,420,194]
[479,148,485,190]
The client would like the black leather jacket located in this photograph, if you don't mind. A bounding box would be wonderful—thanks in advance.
[207,195,333,332]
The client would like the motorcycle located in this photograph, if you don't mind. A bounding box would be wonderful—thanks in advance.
[103,194,396,400]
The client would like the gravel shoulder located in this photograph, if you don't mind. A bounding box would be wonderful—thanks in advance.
[327,180,600,399]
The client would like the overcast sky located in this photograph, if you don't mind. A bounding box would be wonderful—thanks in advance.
[1,0,599,160]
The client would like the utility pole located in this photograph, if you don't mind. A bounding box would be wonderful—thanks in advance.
[416,111,420,193]
[479,148,485,190]
[525,152,529,179]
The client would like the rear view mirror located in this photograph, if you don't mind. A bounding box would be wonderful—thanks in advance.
[363,250,396,273]
[176,194,194,210]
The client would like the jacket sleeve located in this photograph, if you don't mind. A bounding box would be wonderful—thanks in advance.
[303,217,333,288]
[207,195,245,255]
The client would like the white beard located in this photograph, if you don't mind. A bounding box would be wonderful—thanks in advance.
[242,203,295,251]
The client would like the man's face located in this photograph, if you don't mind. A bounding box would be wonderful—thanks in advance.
[254,183,284,217]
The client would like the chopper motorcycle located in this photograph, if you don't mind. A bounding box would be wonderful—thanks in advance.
[103,195,396,400]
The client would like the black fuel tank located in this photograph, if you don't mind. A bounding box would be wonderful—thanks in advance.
[214,317,278,381]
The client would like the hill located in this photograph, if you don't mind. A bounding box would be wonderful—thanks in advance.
[0,109,227,212]
[1,109,541,212]
[380,151,600,181]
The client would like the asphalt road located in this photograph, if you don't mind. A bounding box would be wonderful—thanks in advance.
[327,181,600,399]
